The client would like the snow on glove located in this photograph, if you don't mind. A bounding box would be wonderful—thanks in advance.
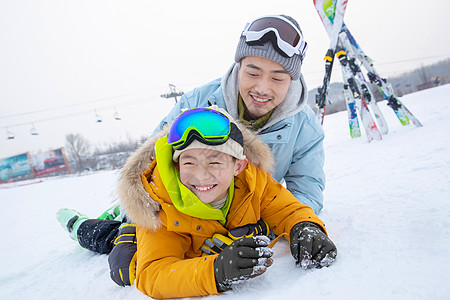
[290,222,337,269]
[201,219,270,255]
[214,236,273,293]
[108,223,137,286]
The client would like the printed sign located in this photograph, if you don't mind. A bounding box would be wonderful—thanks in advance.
[0,153,33,182]
[30,148,69,177]
[1,148,70,183]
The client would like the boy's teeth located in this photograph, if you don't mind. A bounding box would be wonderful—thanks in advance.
[195,185,214,191]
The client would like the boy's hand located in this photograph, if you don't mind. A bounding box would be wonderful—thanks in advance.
[201,233,234,255]
[228,219,270,239]
[289,222,337,269]
[201,219,270,255]
[108,223,137,286]
[214,236,273,293]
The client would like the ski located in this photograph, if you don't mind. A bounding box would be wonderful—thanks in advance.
[338,31,388,135]
[336,46,382,142]
[314,0,422,128]
[314,0,385,138]
[314,0,348,125]
[342,81,361,138]
[341,24,423,127]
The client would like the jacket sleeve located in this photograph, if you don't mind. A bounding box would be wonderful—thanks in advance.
[135,225,219,299]
[259,170,327,238]
[284,112,325,214]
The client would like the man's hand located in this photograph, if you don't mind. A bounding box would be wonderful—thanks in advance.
[289,222,337,269]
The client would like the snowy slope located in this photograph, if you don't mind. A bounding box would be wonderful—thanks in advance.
[1,85,449,300]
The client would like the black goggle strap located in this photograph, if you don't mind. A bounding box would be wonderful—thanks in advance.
[229,123,244,148]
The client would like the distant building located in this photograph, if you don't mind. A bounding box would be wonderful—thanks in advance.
[416,82,437,91]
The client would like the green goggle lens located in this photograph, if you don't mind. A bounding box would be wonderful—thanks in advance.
[167,108,231,150]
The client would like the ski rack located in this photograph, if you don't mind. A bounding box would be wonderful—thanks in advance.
[313,0,422,142]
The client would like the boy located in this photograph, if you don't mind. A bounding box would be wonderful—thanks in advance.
[116,106,337,298]
[58,13,328,287]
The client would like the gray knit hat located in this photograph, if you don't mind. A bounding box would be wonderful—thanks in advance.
[234,15,305,81]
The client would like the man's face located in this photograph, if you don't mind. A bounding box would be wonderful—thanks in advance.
[238,56,292,120]
[179,148,247,204]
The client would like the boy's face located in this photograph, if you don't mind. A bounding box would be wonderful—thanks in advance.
[238,56,292,120]
[178,148,247,204]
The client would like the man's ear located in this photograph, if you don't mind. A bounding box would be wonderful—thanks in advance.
[234,158,248,176]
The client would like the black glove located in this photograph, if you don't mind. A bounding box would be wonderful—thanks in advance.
[228,219,270,239]
[214,236,273,293]
[108,223,137,286]
[290,222,337,269]
[201,233,234,255]
[201,219,270,255]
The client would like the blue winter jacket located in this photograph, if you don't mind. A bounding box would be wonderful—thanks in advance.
[153,64,325,213]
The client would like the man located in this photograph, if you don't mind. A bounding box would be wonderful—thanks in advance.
[57,14,328,287]
[155,14,325,213]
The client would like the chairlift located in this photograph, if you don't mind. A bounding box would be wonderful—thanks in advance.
[6,128,15,140]
[113,108,121,120]
[30,123,39,135]
[95,110,102,123]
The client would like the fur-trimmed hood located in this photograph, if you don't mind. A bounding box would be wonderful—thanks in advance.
[117,121,275,230]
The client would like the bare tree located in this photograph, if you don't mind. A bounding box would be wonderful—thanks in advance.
[65,133,91,172]
[417,64,430,84]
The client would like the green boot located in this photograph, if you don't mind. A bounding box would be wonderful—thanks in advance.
[56,208,88,241]
[97,204,121,220]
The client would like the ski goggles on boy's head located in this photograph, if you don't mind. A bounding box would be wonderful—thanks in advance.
[241,15,308,60]
[167,107,244,151]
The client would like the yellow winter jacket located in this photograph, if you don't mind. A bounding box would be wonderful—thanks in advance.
[118,125,327,299]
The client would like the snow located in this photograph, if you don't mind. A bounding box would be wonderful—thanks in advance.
[2,85,450,300]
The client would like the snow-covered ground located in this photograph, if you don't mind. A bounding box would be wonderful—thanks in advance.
[1,85,449,300]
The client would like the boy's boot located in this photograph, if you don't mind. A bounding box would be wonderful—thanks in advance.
[56,208,88,241]
[97,204,121,221]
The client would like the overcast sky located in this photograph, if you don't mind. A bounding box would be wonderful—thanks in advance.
[1,0,449,158]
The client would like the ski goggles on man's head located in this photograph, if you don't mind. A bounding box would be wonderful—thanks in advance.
[167,108,243,151]
[241,15,308,60]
